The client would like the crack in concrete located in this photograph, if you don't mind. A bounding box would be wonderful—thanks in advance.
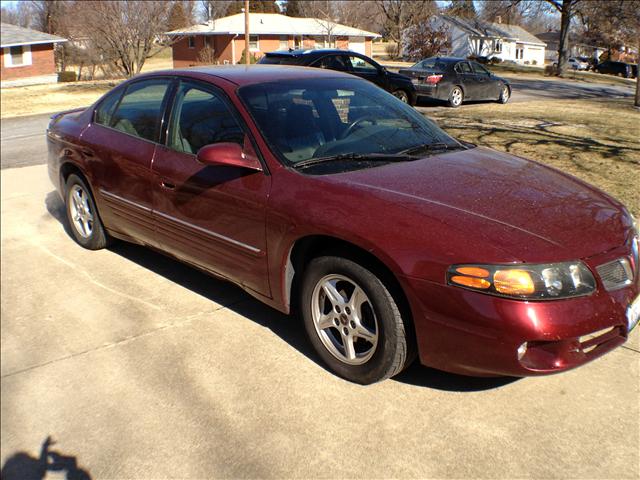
[30,239,163,311]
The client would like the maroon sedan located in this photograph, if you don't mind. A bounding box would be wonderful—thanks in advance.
[47,66,639,384]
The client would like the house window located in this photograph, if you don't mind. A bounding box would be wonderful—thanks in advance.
[249,35,259,51]
[516,46,524,60]
[279,35,288,50]
[4,45,32,67]
[495,40,502,53]
[188,36,195,48]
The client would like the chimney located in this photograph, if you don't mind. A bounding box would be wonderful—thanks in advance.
[496,15,502,24]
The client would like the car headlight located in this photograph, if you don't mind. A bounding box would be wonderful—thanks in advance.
[447,262,596,300]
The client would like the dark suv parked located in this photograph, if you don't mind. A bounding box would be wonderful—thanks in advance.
[258,49,417,105]
[595,60,636,78]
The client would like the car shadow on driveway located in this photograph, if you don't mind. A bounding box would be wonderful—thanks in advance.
[45,191,519,392]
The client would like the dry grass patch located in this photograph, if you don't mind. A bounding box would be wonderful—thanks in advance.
[1,80,119,119]
[429,98,640,215]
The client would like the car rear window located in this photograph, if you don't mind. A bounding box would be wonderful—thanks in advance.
[259,55,301,65]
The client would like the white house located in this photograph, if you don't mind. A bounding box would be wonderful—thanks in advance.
[435,15,546,66]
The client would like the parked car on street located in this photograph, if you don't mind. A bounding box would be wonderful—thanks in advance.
[47,66,639,384]
[568,57,589,70]
[258,48,417,105]
[594,60,635,78]
[398,57,511,107]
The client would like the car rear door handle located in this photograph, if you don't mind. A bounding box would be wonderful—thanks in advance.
[161,181,176,190]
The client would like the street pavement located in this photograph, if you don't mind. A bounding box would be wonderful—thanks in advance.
[1,77,635,170]
[1,164,639,478]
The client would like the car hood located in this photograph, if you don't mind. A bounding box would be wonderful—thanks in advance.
[329,147,628,262]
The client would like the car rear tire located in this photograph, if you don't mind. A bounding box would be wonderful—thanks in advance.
[498,84,510,104]
[448,86,463,108]
[392,89,410,103]
[65,174,110,250]
[300,256,411,384]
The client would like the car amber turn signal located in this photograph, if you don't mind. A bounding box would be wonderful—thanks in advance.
[447,262,597,300]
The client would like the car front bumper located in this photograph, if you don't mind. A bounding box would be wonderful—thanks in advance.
[402,244,639,377]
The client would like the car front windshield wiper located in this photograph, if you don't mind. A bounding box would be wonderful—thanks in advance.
[400,142,465,156]
[292,152,417,169]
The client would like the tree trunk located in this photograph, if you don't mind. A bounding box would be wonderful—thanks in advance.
[636,38,640,107]
[556,0,571,76]
[244,0,250,65]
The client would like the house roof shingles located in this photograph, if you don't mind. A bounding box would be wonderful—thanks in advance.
[441,15,546,46]
[0,22,67,48]
[166,13,380,38]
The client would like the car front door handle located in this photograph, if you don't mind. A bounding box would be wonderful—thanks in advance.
[161,181,176,190]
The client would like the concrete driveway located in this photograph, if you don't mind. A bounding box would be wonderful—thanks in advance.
[1,164,638,479]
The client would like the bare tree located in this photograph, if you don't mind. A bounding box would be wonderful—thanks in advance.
[578,0,640,106]
[73,1,174,78]
[375,0,438,58]
[404,22,451,61]
[199,0,233,22]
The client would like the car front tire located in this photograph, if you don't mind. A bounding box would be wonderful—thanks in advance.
[65,174,110,250]
[300,256,411,384]
[392,89,410,103]
[448,86,463,108]
[498,84,510,104]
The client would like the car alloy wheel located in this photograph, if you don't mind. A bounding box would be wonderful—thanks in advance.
[499,85,510,103]
[300,256,413,384]
[69,183,94,238]
[392,89,409,103]
[449,87,463,107]
[311,274,379,365]
[65,174,111,250]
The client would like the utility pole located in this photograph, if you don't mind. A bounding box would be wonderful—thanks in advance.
[244,0,250,65]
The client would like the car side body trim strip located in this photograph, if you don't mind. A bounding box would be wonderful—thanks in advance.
[100,189,152,212]
[100,189,261,255]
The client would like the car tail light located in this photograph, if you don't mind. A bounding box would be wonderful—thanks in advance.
[424,74,443,85]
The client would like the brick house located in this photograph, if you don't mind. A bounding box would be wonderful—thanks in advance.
[166,13,380,67]
[1,23,67,87]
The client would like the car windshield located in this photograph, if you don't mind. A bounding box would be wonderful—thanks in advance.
[238,77,461,168]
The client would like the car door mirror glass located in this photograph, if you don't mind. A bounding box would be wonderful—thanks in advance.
[196,140,262,171]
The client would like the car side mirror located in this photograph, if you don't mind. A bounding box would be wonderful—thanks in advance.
[196,141,262,171]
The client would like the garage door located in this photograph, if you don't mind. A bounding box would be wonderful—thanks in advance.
[349,36,365,54]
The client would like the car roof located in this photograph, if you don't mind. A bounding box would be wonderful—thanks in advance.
[420,57,466,63]
[136,64,356,86]
[264,48,359,57]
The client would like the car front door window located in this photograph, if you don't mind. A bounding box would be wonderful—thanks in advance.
[348,56,378,74]
[316,55,349,71]
[168,83,244,155]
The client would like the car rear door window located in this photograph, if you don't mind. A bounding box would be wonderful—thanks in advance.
[455,62,472,74]
[470,62,490,75]
[110,79,171,142]
[315,55,349,71]
[167,81,244,155]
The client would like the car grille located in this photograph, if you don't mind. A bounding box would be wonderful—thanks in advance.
[596,257,633,291]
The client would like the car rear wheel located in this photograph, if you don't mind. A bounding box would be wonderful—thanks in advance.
[65,174,110,250]
[498,84,510,104]
[448,86,463,107]
[392,89,409,103]
[300,256,411,384]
